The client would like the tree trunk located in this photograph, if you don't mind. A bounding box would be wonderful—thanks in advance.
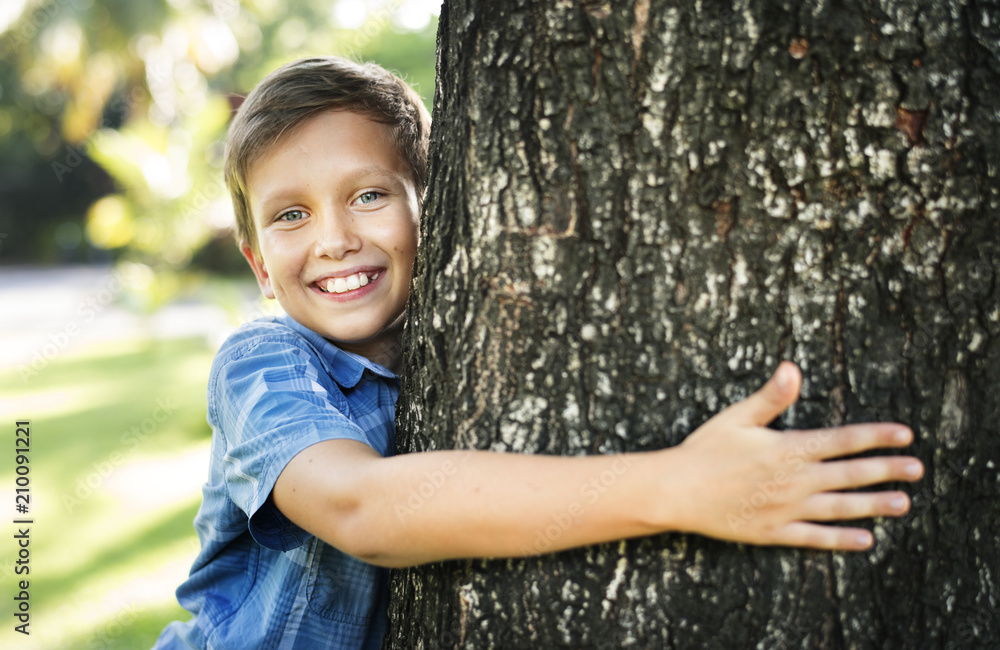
[388,0,1000,647]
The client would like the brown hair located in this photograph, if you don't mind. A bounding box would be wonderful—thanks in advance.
[224,56,431,254]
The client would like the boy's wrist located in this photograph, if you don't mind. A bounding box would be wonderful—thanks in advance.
[630,448,695,537]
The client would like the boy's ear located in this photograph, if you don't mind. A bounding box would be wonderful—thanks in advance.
[241,243,276,299]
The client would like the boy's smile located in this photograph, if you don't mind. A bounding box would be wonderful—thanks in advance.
[242,109,420,368]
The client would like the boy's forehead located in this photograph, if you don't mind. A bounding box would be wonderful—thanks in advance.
[256,110,407,170]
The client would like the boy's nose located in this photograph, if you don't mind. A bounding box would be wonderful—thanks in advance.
[314,211,362,259]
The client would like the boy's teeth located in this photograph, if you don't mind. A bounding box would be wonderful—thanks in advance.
[323,272,374,294]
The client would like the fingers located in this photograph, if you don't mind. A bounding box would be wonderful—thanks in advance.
[790,423,916,462]
[739,489,914,551]
[773,522,876,551]
[811,456,924,492]
[797,490,911,522]
[723,362,802,427]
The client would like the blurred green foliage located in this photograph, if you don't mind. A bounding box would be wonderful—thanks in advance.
[0,0,437,306]
[0,336,217,648]
[0,3,437,645]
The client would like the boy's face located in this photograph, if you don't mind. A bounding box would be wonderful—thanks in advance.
[241,109,420,365]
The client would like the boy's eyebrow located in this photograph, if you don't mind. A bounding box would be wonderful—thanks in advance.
[346,165,408,182]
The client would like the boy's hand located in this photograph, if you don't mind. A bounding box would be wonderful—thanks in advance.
[668,362,923,551]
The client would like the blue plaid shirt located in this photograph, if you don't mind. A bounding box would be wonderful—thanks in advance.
[154,315,398,649]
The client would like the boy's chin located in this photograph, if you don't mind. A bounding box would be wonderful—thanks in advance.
[305,319,401,345]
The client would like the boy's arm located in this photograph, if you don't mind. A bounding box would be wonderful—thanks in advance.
[273,362,923,567]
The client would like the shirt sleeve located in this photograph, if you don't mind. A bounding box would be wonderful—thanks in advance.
[210,333,374,551]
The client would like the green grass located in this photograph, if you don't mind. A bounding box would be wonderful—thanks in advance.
[0,337,216,649]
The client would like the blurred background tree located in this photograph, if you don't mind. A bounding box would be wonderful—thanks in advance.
[0,0,438,308]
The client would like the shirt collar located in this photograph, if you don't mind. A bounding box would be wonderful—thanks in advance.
[277,315,400,388]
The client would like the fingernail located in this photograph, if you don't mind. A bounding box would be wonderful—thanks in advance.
[776,364,790,391]
[905,462,923,478]
[857,533,872,548]
[894,429,911,444]
[890,496,907,512]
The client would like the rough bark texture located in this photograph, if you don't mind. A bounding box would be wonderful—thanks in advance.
[389,0,1000,648]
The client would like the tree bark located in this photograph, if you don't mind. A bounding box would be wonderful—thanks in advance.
[389,0,1000,648]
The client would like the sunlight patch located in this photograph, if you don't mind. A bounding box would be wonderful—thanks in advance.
[0,0,28,35]
[104,444,209,511]
[0,388,104,421]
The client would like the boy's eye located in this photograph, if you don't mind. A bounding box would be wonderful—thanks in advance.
[356,191,381,205]
[277,210,306,222]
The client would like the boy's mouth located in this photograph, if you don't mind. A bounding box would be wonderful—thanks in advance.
[315,271,382,294]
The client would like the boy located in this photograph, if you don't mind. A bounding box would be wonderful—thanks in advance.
[154,57,924,649]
